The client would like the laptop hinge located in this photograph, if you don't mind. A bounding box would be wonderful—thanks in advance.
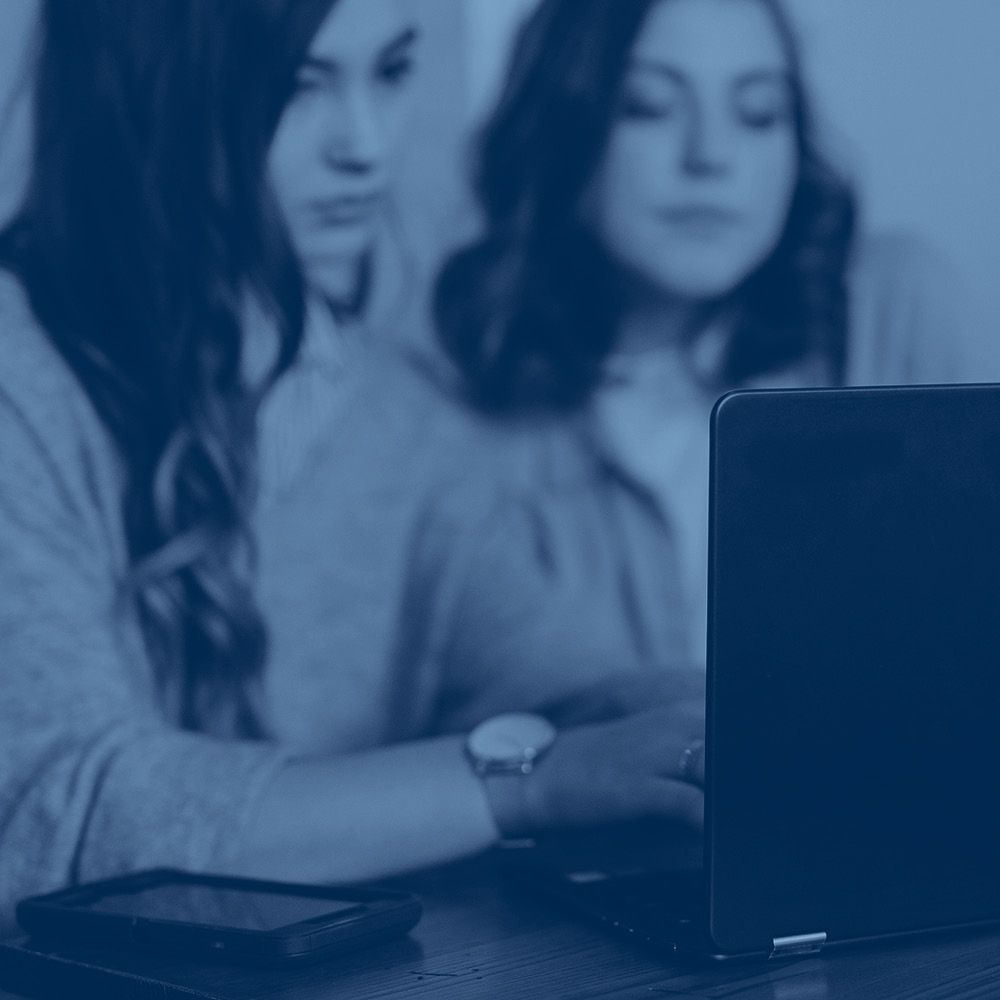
[769,932,826,960]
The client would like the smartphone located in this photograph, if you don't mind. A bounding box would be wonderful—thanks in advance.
[15,869,422,965]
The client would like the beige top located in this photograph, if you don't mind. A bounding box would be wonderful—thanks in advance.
[593,233,994,666]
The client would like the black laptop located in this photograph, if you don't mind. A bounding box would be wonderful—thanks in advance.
[510,383,1000,961]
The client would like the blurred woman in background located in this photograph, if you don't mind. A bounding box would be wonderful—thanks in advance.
[0,0,706,932]
[433,0,979,719]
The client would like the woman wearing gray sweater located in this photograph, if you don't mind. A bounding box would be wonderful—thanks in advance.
[0,0,706,932]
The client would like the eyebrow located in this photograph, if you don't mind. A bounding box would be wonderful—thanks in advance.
[299,26,420,75]
[380,26,420,61]
[628,61,788,89]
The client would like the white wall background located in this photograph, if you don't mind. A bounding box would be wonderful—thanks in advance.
[785,0,1000,346]
[462,0,540,124]
[0,0,36,227]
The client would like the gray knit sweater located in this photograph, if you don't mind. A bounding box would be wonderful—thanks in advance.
[0,269,688,932]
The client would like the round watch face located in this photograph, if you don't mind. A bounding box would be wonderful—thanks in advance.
[467,712,557,766]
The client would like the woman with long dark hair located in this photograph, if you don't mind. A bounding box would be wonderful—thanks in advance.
[0,0,707,930]
[434,0,979,714]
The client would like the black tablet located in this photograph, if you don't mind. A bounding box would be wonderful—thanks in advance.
[16,869,422,964]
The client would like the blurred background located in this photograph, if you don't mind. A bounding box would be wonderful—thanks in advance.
[2,0,997,345]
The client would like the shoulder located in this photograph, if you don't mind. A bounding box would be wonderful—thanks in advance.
[0,269,98,433]
[348,343,599,492]
[846,231,983,384]
[0,269,122,522]
[0,269,61,394]
[849,231,956,303]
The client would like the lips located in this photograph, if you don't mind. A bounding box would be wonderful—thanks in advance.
[308,193,382,226]
[659,205,742,237]
[661,205,742,224]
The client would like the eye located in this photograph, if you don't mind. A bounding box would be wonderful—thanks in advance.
[734,77,793,130]
[738,107,782,129]
[292,74,322,96]
[620,93,678,121]
[291,62,334,100]
[618,76,684,122]
[376,54,414,87]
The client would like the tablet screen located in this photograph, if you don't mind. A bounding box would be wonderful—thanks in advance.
[85,884,362,931]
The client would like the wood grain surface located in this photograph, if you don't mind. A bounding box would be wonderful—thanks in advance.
[3,852,1000,1000]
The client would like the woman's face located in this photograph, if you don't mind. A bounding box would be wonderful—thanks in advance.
[585,0,798,304]
[267,0,417,301]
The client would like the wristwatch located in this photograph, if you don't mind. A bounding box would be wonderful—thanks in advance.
[465,712,557,776]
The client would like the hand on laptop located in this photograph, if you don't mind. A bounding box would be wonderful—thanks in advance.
[539,669,706,728]
[487,700,705,837]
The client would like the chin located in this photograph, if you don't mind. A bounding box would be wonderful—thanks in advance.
[646,250,768,303]
[649,269,750,303]
[304,255,367,305]
[306,228,375,262]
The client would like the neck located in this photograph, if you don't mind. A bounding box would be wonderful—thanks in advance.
[307,253,370,323]
[615,291,713,356]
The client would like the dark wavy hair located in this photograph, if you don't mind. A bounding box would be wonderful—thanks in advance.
[0,0,342,737]
[435,0,857,413]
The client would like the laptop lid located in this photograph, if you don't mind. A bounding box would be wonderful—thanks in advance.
[705,383,1000,959]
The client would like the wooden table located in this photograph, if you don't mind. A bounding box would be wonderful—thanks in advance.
[3,850,1000,999]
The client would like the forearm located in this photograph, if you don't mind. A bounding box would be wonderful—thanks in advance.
[230,735,502,884]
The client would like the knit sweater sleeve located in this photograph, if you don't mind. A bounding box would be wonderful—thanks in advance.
[0,275,291,934]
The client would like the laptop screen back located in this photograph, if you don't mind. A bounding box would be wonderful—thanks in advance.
[706,385,1000,955]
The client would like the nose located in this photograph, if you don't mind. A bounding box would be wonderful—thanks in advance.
[322,88,383,174]
[682,102,731,178]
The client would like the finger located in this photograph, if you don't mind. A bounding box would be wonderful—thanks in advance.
[541,672,703,727]
[656,668,706,703]
[674,738,706,786]
[627,775,704,830]
[623,705,705,757]
[618,670,706,710]
[652,778,704,830]
[633,697,705,726]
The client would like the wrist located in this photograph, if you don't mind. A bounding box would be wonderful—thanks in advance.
[481,772,534,838]
[464,713,557,838]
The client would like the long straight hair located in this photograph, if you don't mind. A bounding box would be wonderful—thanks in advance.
[435,0,856,413]
[0,0,340,737]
